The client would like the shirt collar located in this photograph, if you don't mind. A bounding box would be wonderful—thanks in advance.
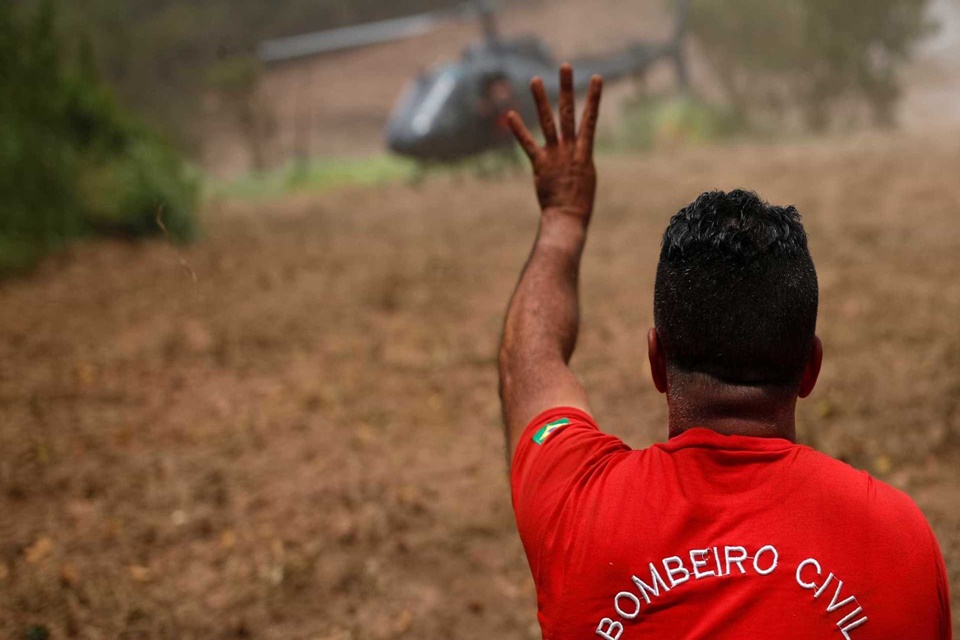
[655,427,797,454]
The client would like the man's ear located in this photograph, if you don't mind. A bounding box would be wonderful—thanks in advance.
[798,335,823,399]
[647,328,668,394]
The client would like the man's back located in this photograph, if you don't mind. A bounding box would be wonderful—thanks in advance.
[512,408,952,639]
[498,67,950,638]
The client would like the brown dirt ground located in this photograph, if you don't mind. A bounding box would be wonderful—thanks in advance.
[1,131,959,638]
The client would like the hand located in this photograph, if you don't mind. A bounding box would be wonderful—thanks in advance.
[507,64,603,222]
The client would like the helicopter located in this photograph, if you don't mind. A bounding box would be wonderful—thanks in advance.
[259,1,691,163]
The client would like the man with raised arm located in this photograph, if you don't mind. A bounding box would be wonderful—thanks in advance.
[499,64,951,639]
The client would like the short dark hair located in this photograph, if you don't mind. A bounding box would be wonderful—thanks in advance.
[654,189,818,387]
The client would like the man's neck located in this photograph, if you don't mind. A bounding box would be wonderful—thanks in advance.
[666,375,799,442]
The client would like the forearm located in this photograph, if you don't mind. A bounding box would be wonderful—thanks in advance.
[501,212,587,366]
[499,212,590,439]
[498,65,602,453]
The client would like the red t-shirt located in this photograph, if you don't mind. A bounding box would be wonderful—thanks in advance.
[511,407,952,640]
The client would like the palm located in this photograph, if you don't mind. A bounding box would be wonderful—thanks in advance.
[507,64,602,221]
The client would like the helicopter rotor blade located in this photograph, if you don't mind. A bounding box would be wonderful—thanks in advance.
[472,0,500,43]
[671,0,691,89]
[259,4,475,63]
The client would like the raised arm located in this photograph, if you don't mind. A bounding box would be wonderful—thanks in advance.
[499,64,603,458]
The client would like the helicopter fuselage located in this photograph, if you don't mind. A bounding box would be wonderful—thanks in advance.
[258,0,689,164]
[386,40,547,162]
[385,36,678,162]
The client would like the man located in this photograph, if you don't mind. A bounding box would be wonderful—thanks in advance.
[476,72,516,142]
[499,64,951,639]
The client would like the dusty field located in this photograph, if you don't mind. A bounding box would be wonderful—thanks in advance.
[2,133,960,638]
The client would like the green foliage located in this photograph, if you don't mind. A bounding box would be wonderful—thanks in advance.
[614,95,746,151]
[0,1,198,273]
[211,155,417,201]
[79,139,200,240]
[687,0,933,130]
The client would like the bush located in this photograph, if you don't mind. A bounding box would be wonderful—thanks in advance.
[0,1,198,273]
[79,139,199,241]
[615,95,746,151]
[687,0,933,130]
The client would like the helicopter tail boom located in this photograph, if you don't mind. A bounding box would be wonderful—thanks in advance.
[567,45,670,85]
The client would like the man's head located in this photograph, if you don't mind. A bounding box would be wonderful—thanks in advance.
[649,189,820,402]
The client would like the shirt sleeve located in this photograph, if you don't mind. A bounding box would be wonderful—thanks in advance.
[510,406,629,581]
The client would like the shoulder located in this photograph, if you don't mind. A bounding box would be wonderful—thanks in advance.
[511,407,630,479]
[795,446,937,546]
[796,450,952,635]
[510,407,634,582]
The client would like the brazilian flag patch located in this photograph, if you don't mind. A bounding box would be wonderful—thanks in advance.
[533,417,570,445]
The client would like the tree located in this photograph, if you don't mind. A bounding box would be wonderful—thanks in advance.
[0,1,198,272]
[688,0,933,130]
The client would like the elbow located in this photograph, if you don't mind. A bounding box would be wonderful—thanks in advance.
[498,342,513,401]
[498,331,527,403]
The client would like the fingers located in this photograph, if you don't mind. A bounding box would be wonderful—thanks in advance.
[576,75,603,160]
[506,111,539,161]
[514,67,603,162]
[558,63,576,144]
[529,77,558,147]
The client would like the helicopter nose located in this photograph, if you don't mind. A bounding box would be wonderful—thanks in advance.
[386,128,414,155]
[386,124,424,158]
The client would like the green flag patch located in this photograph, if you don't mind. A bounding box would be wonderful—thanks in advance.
[533,417,571,445]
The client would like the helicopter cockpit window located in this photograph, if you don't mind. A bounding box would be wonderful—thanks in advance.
[476,72,514,123]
